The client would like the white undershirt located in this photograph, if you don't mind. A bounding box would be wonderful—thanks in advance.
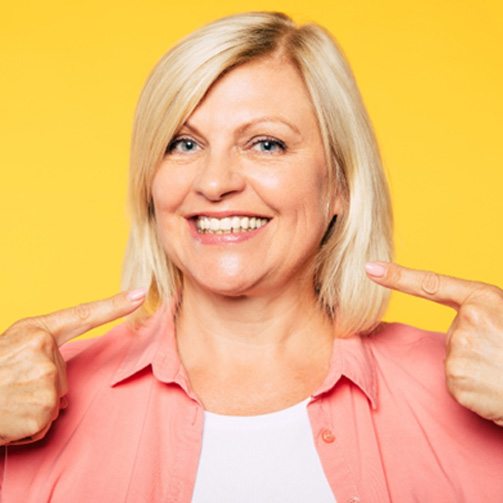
[192,398,336,502]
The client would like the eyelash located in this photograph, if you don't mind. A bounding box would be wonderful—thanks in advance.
[165,135,287,155]
[249,137,287,154]
[166,136,199,154]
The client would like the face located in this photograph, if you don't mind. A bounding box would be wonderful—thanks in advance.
[151,55,339,299]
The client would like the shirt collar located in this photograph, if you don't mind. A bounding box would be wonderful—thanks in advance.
[110,304,200,403]
[111,305,378,409]
[311,333,378,409]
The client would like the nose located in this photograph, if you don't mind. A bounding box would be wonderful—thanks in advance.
[193,149,246,201]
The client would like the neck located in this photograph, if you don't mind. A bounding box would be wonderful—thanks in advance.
[175,280,334,369]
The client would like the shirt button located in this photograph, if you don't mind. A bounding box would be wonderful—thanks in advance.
[321,428,335,443]
[347,497,360,503]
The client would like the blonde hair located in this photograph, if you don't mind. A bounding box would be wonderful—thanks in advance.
[122,11,393,336]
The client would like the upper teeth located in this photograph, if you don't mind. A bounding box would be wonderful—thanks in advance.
[196,216,269,233]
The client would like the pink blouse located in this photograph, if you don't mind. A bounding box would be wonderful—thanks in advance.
[1,305,502,502]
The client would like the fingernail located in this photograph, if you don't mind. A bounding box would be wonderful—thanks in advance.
[127,288,147,302]
[365,262,387,277]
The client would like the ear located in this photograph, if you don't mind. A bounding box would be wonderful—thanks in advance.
[332,196,343,216]
[326,192,343,219]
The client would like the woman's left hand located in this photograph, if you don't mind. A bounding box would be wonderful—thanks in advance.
[365,262,503,426]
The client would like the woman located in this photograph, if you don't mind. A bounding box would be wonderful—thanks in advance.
[1,11,502,502]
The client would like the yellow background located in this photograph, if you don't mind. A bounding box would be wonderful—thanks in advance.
[1,0,502,339]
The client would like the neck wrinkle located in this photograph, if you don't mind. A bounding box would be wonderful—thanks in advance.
[174,282,334,373]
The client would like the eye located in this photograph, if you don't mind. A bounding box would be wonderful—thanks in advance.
[166,137,200,154]
[250,137,286,154]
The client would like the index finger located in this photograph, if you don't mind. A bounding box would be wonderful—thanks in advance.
[365,262,483,310]
[28,289,146,346]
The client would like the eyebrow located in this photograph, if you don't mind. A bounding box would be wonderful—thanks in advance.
[183,116,302,137]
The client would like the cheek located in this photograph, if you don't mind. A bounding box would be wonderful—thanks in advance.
[151,163,191,213]
[251,160,328,216]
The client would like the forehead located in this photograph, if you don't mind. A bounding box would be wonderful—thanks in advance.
[186,56,319,131]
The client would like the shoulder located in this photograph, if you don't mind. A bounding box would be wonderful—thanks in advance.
[362,322,503,484]
[365,322,445,365]
[60,322,135,362]
[363,322,502,432]
[56,322,139,395]
[367,321,445,348]
[362,323,453,423]
[363,322,446,396]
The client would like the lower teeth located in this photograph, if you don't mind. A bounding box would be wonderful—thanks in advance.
[199,227,258,234]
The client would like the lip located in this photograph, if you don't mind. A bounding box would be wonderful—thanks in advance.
[187,216,270,244]
[185,210,272,219]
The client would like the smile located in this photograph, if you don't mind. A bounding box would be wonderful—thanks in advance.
[195,216,270,234]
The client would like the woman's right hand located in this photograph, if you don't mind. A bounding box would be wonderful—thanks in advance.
[0,290,145,446]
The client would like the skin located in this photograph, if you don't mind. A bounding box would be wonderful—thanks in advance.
[1,55,502,442]
[152,55,338,300]
[152,55,339,414]
[366,262,503,426]
[0,291,145,445]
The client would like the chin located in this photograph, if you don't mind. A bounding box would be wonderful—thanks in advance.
[187,255,261,294]
[196,275,262,298]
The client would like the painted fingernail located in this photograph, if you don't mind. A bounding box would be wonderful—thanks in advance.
[127,288,147,302]
[365,262,387,277]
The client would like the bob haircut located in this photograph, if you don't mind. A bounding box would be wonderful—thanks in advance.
[122,11,393,337]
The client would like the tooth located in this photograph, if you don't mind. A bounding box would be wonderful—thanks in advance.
[231,216,240,231]
[221,217,231,231]
[197,215,269,234]
[210,218,219,231]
